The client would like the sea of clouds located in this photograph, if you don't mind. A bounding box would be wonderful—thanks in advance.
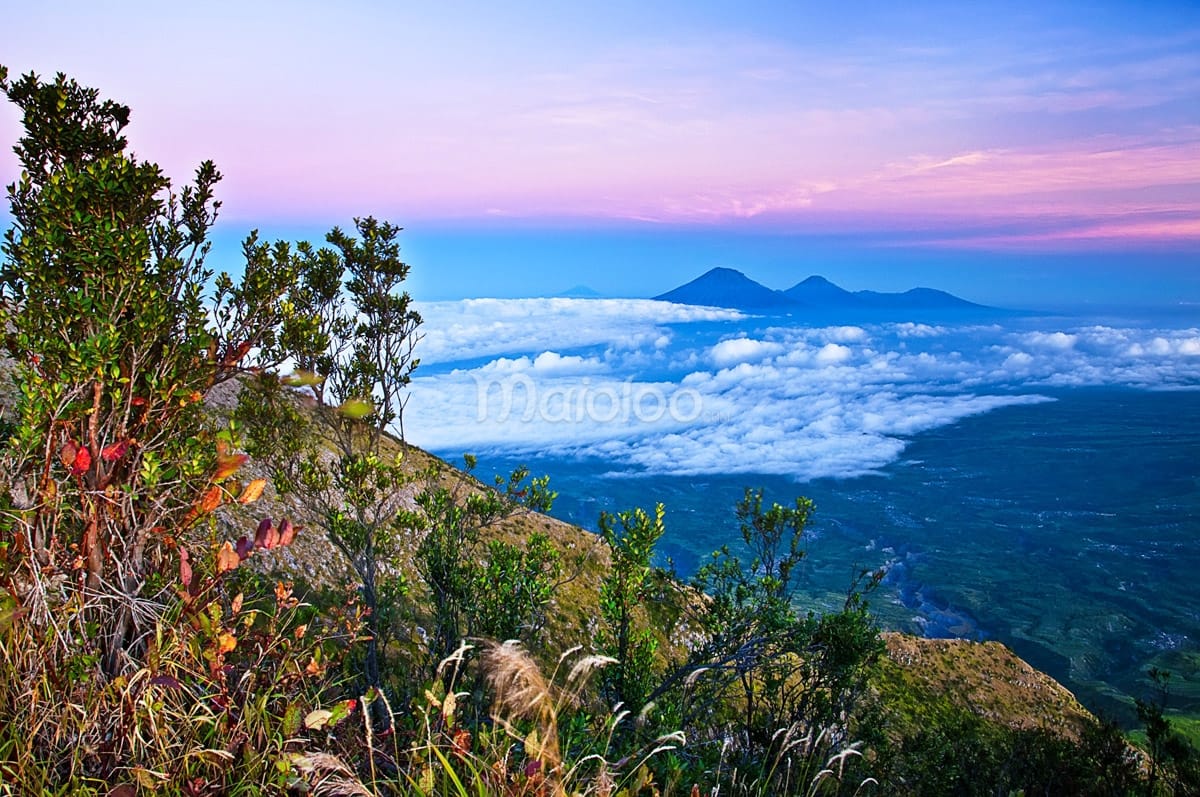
[404,299,1200,481]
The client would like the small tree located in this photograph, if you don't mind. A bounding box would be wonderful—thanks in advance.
[1136,668,1200,795]
[236,218,423,691]
[595,503,666,712]
[684,490,881,743]
[600,490,884,789]
[469,531,561,643]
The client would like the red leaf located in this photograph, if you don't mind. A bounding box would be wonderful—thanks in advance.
[254,518,274,549]
[277,518,297,546]
[70,446,91,476]
[214,453,248,482]
[235,536,253,560]
[179,549,193,592]
[101,440,130,462]
[452,727,472,758]
[221,340,252,367]
[149,675,183,689]
[238,478,266,504]
[213,441,248,482]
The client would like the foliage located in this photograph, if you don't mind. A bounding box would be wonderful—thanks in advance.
[0,65,365,794]
[400,458,557,678]
[289,215,423,446]
[0,569,347,793]
[690,489,821,738]
[0,65,317,677]
[469,532,562,643]
[870,706,1147,796]
[595,503,666,713]
[636,490,883,792]
[1136,668,1200,795]
[587,493,882,794]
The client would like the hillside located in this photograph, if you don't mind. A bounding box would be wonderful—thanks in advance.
[877,633,1095,741]
[211,381,1101,743]
[205,380,707,667]
[0,355,1138,793]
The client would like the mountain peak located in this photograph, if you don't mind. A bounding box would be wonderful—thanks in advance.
[555,284,602,298]
[784,274,859,305]
[694,266,753,282]
[654,268,794,310]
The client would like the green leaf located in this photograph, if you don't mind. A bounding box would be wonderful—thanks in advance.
[338,397,374,419]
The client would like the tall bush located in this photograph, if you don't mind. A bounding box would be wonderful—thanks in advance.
[0,66,314,674]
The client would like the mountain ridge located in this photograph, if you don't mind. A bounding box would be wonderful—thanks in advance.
[655,266,985,312]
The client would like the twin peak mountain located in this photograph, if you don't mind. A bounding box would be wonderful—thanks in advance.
[653,267,982,313]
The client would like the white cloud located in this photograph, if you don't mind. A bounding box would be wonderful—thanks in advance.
[1024,331,1077,350]
[475,356,533,374]
[531,351,604,374]
[824,325,869,343]
[709,337,784,367]
[472,351,606,375]
[895,322,944,338]
[403,309,1200,480]
[416,298,743,365]
[814,343,853,365]
[1004,351,1034,370]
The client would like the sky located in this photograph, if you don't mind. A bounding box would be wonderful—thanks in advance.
[1,0,1198,306]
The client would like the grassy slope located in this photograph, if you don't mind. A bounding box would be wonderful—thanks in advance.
[875,632,1096,742]
[212,410,694,665]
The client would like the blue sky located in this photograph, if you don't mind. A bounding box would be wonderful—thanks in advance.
[2,0,1198,306]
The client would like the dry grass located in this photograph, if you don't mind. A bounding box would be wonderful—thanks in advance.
[880,632,1095,740]
[0,575,357,795]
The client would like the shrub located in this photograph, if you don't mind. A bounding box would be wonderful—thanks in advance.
[0,66,355,793]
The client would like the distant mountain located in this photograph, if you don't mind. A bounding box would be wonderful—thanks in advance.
[855,287,982,309]
[657,269,987,313]
[653,267,795,310]
[555,285,602,298]
[782,275,861,306]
